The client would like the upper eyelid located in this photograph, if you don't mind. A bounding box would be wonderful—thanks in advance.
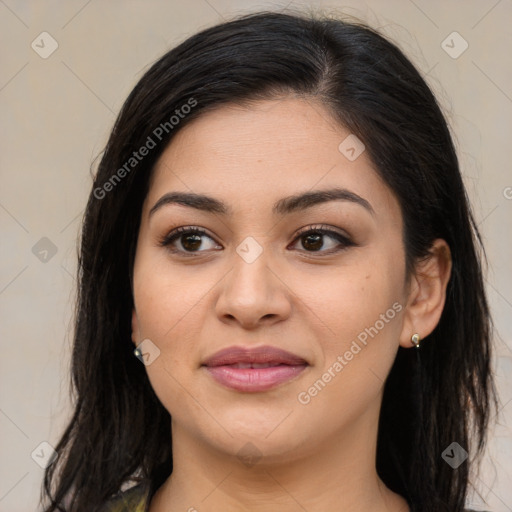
[295,224,350,238]
[163,224,348,239]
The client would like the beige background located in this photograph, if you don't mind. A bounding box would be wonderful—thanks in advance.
[0,1,511,511]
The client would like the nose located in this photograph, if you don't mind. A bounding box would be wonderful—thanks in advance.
[215,245,292,330]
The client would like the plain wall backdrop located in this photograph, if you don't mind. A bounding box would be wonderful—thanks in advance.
[0,1,511,510]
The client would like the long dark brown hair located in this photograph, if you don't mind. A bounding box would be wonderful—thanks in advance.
[40,9,497,512]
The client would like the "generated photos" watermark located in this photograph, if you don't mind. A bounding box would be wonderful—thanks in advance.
[297,301,403,405]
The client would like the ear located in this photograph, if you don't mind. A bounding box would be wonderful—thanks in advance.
[131,308,139,346]
[399,239,452,348]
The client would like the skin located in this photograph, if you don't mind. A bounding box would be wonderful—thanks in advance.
[130,96,452,512]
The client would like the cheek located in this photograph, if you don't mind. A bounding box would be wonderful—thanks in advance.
[292,284,403,432]
[131,250,211,411]
[134,284,207,381]
[308,251,404,387]
[133,247,210,341]
[310,253,403,341]
[133,263,206,424]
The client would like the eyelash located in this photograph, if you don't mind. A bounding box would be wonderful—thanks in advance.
[157,224,355,258]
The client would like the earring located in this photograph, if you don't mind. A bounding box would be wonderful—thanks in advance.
[411,333,421,349]
[134,346,142,358]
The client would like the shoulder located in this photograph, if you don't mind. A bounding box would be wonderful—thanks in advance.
[99,482,150,512]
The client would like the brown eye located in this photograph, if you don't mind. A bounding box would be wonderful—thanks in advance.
[301,232,323,251]
[180,233,202,251]
[292,225,355,254]
[158,224,355,258]
[158,227,220,255]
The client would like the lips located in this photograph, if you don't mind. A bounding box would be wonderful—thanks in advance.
[202,345,308,367]
[202,345,309,392]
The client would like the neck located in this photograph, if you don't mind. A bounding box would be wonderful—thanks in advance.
[149,398,410,512]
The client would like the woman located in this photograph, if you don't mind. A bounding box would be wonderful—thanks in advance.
[40,9,497,512]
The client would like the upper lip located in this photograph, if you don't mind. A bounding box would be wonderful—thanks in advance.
[202,345,308,367]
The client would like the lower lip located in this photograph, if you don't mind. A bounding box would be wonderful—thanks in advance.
[203,364,308,392]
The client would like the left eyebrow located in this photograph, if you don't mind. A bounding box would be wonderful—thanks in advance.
[149,187,375,218]
[273,187,375,216]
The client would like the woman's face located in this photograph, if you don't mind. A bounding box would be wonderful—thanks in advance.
[131,96,412,463]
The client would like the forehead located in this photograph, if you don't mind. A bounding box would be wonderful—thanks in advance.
[145,97,401,225]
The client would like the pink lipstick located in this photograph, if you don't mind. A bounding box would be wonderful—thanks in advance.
[202,345,308,392]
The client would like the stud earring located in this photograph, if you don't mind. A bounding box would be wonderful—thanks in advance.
[411,333,421,348]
